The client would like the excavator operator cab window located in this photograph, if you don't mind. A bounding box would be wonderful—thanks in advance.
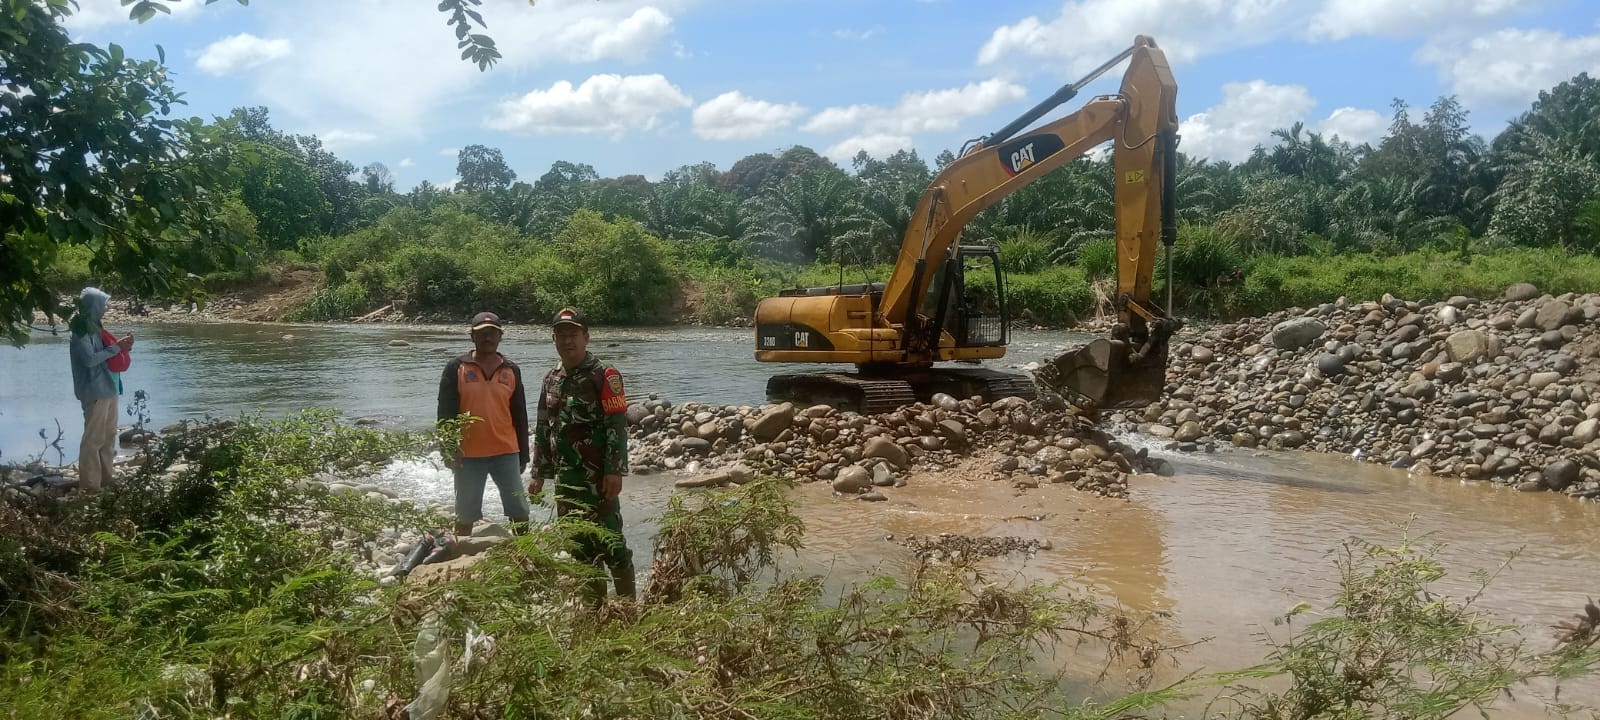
[955,247,1006,347]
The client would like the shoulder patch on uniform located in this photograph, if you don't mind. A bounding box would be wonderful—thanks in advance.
[599,366,627,415]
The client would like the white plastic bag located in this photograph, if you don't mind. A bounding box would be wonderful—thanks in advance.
[404,614,451,720]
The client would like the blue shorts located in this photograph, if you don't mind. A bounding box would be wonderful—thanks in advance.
[454,453,531,523]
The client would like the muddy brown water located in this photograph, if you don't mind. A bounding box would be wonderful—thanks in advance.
[4,322,1598,713]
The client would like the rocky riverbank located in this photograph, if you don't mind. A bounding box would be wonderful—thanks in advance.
[1123,283,1600,500]
[625,393,1164,500]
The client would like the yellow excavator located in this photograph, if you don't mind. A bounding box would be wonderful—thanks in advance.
[754,35,1183,414]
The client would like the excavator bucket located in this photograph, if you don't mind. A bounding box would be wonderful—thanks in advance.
[1033,338,1167,410]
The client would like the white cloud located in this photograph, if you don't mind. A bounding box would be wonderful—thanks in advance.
[250,0,683,137]
[195,34,293,76]
[823,134,915,163]
[1308,0,1539,41]
[398,157,415,168]
[552,6,674,64]
[1180,81,1317,163]
[976,0,1538,72]
[321,129,377,149]
[977,1,1300,73]
[833,27,882,41]
[802,79,1025,136]
[63,0,204,30]
[1416,28,1600,110]
[1314,107,1387,146]
[485,74,692,136]
[692,91,806,141]
[1180,80,1387,161]
[438,147,459,157]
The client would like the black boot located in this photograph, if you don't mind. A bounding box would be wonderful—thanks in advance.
[611,560,637,601]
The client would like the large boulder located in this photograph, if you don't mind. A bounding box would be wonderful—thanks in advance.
[1444,330,1492,364]
[1270,318,1327,350]
[938,419,967,447]
[1535,301,1575,332]
[831,466,872,493]
[625,403,651,426]
[1543,459,1580,491]
[747,403,794,442]
[863,436,909,469]
[1504,282,1540,302]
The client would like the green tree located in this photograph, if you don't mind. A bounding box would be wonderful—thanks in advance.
[586,174,653,222]
[839,149,931,263]
[361,162,395,195]
[1492,72,1600,167]
[720,152,780,200]
[0,0,241,342]
[238,143,329,251]
[747,168,860,263]
[555,210,677,323]
[457,144,518,193]
[294,134,365,236]
[1487,135,1600,250]
[645,164,740,242]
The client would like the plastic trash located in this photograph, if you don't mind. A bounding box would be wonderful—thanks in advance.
[404,615,450,720]
[463,621,495,673]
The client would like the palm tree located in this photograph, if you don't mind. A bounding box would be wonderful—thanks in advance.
[746,170,861,263]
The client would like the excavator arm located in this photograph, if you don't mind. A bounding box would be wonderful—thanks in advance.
[878,35,1182,408]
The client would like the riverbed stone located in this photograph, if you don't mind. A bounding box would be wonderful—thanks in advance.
[1535,301,1575,331]
[863,436,909,469]
[1505,283,1540,302]
[832,466,871,493]
[1543,459,1580,491]
[1315,353,1347,376]
[1271,318,1326,350]
[1444,330,1491,364]
[747,403,794,442]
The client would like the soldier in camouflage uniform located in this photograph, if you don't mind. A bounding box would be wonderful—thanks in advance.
[530,307,635,601]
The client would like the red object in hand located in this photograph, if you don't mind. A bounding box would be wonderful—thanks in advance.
[99,328,132,372]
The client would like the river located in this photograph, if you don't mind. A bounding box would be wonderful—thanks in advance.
[4,321,1598,713]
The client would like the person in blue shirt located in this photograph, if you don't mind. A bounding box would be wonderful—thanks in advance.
[68,287,133,492]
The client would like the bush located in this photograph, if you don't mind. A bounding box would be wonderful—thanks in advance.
[1234,247,1600,315]
[996,228,1054,274]
[1002,266,1093,325]
[390,245,475,316]
[288,282,368,321]
[692,266,762,324]
[556,209,678,324]
[1076,236,1116,280]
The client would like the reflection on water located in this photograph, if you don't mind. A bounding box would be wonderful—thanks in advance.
[4,321,1598,712]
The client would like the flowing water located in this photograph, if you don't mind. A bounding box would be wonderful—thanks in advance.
[4,322,1598,714]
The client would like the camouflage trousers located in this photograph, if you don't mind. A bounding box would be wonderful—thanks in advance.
[554,471,635,600]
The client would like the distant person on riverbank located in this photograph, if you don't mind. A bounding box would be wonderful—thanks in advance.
[436,311,532,538]
[531,306,635,603]
[68,287,133,492]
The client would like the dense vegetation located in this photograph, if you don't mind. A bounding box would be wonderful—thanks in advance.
[12,0,1600,331]
[10,0,1600,335]
[3,415,1597,717]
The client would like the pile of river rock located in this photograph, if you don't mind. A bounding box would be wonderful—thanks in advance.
[625,393,1158,500]
[1123,283,1600,500]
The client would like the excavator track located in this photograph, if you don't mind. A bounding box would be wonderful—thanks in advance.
[767,373,916,415]
[767,367,1035,415]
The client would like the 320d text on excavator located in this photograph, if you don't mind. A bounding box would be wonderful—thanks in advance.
[754,35,1184,415]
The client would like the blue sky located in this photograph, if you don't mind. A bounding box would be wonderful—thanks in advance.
[65,0,1600,190]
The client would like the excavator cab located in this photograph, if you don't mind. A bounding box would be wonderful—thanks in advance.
[920,245,1008,351]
